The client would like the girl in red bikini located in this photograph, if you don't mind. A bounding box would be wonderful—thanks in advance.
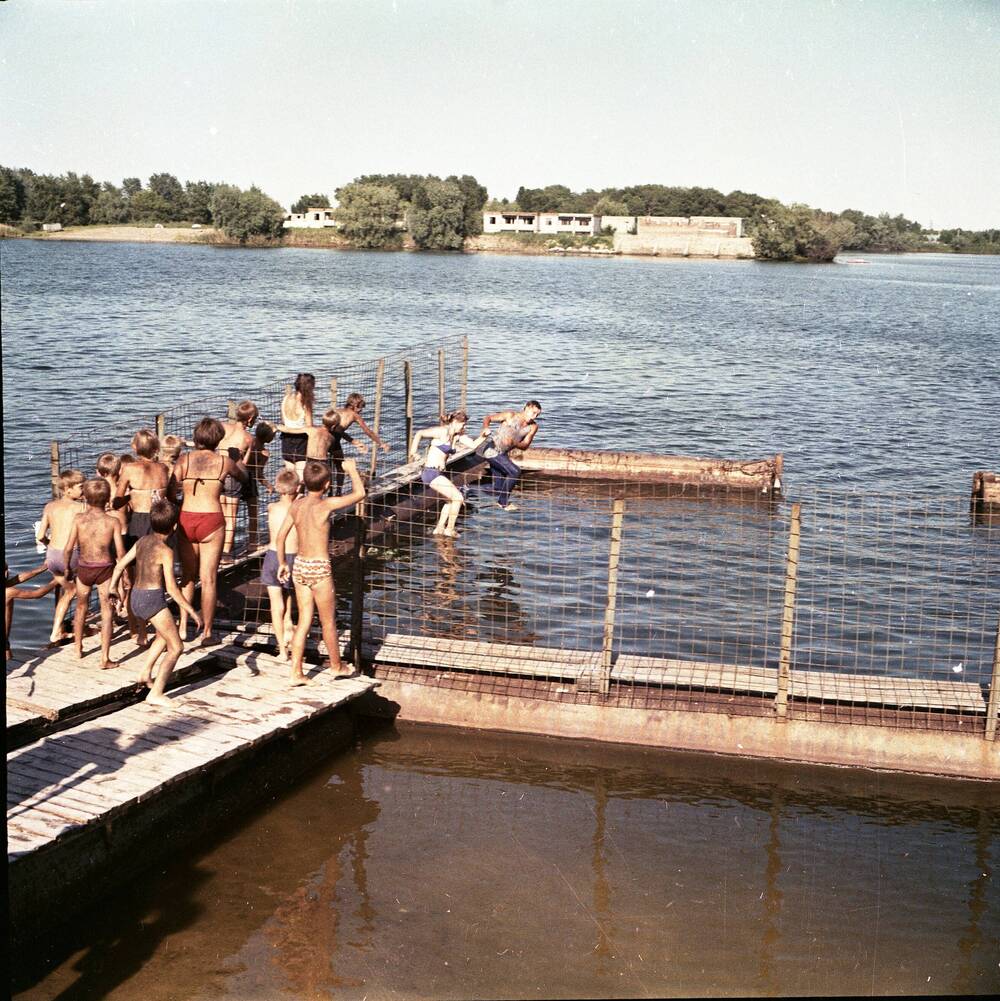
[169,417,249,646]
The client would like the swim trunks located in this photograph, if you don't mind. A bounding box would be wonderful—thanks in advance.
[280,432,308,463]
[421,467,445,485]
[45,546,79,577]
[261,549,296,589]
[76,559,114,587]
[291,556,330,589]
[178,510,226,544]
[127,511,153,540]
[130,586,168,621]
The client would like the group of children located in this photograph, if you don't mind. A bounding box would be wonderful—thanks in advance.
[7,391,542,704]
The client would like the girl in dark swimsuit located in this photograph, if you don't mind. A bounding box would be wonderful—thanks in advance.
[168,417,247,646]
[279,374,315,474]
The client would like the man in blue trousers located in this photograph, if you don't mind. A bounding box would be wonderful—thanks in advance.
[477,401,542,511]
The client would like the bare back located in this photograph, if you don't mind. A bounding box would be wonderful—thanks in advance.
[133,535,171,590]
[74,509,120,563]
[288,496,334,559]
[268,500,298,553]
[219,421,252,458]
[174,450,228,513]
[45,498,84,548]
[123,458,170,513]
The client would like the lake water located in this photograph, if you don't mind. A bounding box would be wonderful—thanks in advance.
[4,242,1000,996]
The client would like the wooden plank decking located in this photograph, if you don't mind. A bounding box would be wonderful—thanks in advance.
[7,651,375,861]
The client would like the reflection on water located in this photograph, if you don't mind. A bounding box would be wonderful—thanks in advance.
[14,724,999,999]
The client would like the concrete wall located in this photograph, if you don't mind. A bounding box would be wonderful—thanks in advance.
[600,215,636,234]
[615,233,755,258]
[638,215,743,238]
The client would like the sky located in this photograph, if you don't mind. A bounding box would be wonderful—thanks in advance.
[2,0,998,229]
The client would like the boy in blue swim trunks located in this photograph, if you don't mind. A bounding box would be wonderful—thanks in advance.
[35,469,85,644]
[110,499,201,707]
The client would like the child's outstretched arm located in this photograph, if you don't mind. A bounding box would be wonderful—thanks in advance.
[355,415,389,453]
[15,562,49,585]
[112,519,126,560]
[35,506,51,546]
[325,459,366,512]
[109,545,138,596]
[63,518,80,576]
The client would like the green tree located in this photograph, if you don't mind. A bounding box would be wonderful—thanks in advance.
[90,182,130,224]
[445,174,488,236]
[128,189,173,223]
[147,173,186,220]
[0,166,27,223]
[750,202,854,261]
[59,172,100,225]
[290,192,331,214]
[335,182,402,248]
[122,177,142,198]
[408,178,466,250]
[184,180,215,225]
[24,173,64,223]
[209,184,286,243]
[592,196,630,217]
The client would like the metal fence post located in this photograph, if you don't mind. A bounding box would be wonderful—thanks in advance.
[368,358,385,480]
[350,500,367,673]
[775,502,802,718]
[460,336,469,411]
[600,499,626,696]
[986,616,1000,741]
[438,347,446,419]
[155,413,165,439]
[329,377,338,409]
[50,441,60,498]
[404,360,413,458]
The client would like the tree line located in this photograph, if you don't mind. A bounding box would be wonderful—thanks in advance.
[0,167,286,242]
[2,164,994,258]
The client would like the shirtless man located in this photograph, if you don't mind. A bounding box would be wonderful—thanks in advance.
[478,400,542,511]
[219,401,259,555]
[276,458,365,685]
[64,478,126,667]
[35,469,85,643]
[110,500,201,706]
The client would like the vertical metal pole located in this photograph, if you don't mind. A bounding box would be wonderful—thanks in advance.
[155,413,165,439]
[438,347,446,419]
[350,499,367,674]
[460,336,469,411]
[600,499,626,696]
[368,358,385,480]
[985,616,1000,741]
[50,441,60,499]
[404,360,414,460]
[329,377,338,409]
[775,502,802,718]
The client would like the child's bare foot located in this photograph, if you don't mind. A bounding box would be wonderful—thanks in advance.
[432,527,445,535]
[277,646,289,663]
[138,671,152,687]
[199,632,217,648]
[101,658,118,670]
[144,693,172,707]
[75,645,85,661]
[443,529,458,538]
[289,673,308,687]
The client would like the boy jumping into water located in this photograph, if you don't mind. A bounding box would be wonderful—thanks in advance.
[276,458,365,685]
[110,500,201,707]
[478,401,542,511]
[64,478,126,667]
[261,469,300,661]
[35,469,86,643]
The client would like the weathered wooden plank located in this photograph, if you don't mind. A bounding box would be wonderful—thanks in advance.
[376,633,596,665]
[614,654,779,695]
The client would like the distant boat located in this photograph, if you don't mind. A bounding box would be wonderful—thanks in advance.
[841,257,868,264]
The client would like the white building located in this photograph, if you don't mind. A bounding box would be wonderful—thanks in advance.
[482,210,601,235]
[283,207,338,229]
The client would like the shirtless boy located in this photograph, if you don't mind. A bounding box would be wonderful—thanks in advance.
[276,458,365,685]
[278,409,359,496]
[35,469,85,643]
[5,562,60,660]
[97,452,130,617]
[245,421,275,547]
[261,469,299,661]
[332,393,387,493]
[478,400,542,511]
[110,500,201,706]
[64,478,126,667]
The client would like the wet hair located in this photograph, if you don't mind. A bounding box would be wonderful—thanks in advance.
[59,469,85,493]
[321,408,342,432]
[444,410,468,425]
[159,434,184,464]
[293,373,316,416]
[149,499,178,535]
[275,469,300,495]
[525,400,542,412]
[254,421,276,444]
[82,478,111,508]
[131,429,160,459]
[193,417,225,450]
[235,400,259,426]
[302,460,331,493]
[345,392,365,411]
[119,453,136,465]
[96,452,121,478]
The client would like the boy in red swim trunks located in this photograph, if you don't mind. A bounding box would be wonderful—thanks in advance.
[276,458,365,685]
[64,478,126,667]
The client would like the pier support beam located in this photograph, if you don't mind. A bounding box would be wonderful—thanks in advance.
[368,358,385,479]
[155,414,165,439]
[460,336,469,411]
[329,377,338,409]
[986,616,1000,741]
[598,499,626,695]
[404,360,413,456]
[351,501,367,674]
[775,502,802,719]
[438,347,446,419]
[50,441,60,499]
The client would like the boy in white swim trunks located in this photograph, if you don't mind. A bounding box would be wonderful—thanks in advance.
[276,458,365,685]
[260,469,299,662]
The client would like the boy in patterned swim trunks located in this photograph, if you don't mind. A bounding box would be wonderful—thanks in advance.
[64,478,126,668]
[276,458,365,686]
[35,469,86,644]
